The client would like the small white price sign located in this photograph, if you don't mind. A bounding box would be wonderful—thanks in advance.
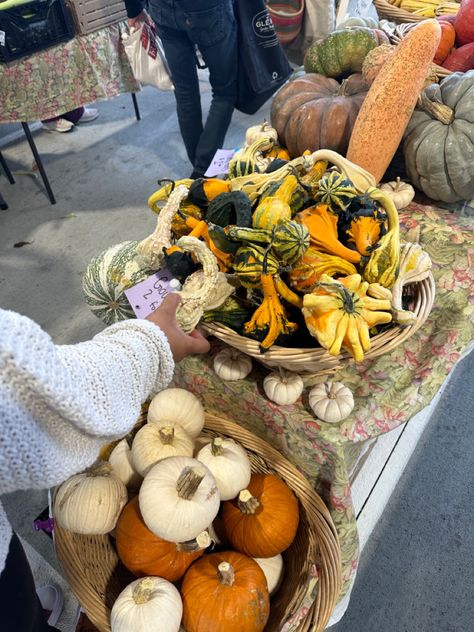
[124,268,179,319]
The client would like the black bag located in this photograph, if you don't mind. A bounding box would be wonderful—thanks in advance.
[234,0,292,115]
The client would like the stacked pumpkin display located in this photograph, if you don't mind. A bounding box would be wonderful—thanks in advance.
[54,389,300,632]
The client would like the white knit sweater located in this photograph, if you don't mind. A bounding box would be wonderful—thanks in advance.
[0,309,175,574]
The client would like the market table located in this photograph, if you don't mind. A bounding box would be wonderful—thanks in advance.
[172,203,474,628]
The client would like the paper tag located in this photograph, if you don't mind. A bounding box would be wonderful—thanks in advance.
[0,31,5,47]
[204,149,236,177]
[124,268,178,319]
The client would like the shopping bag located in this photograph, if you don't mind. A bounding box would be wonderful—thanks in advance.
[122,22,173,91]
[234,0,292,115]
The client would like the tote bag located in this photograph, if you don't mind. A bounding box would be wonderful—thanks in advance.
[122,22,174,91]
[234,0,292,115]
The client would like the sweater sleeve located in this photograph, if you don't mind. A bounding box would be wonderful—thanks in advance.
[0,310,174,495]
[123,0,144,18]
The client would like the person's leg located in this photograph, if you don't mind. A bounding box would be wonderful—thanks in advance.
[60,107,85,124]
[0,533,60,631]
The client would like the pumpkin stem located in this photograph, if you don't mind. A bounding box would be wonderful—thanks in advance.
[317,281,356,314]
[238,489,261,514]
[176,465,207,500]
[211,437,225,456]
[132,578,155,604]
[418,91,454,125]
[327,382,338,400]
[337,79,349,97]
[158,426,175,445]
[217,562,235,586]
[176,530,211,552]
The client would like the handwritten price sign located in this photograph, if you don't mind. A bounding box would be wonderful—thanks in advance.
[204,149,236,177]
[124,268,179,319]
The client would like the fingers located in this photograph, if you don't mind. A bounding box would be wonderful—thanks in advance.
[186,329,211,354]
[159,292,182,315]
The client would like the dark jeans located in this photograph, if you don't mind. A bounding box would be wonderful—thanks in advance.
[149,0,238,176]
[1,533,59,631]
[43,107,85,125]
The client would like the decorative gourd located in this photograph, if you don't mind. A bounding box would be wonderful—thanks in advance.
[403,71,474,202]
[206,191,252,228]
[263,370,304,406]
[115,497,210,580]
[302,273,393,361]
[361,44,396,85]
[252,197,291,230]
[441,43,474,72]
[110,577,182,632]
[213,348,253,381]
[379,178,415,210]
[270,73,368,157]
[253,555,284,595]
[232,244,280,289]
[245,120,279,146]
[265,145,291,161]
[109,439,142,491]
[454,0,474,46]
[289,247,358,292]
[338,198,388,257]
[188,178,231,208]
[229,137,275,179]
[347,20,442,183]
[271,220,310,265]
[222,473,299,557]
[147,178,194,211]
[304,28,389,78]
[203,296,252,329]
[337,16,379,29]
[308,382,355,423]
[147,388,204,439]
[139,456,220,542]
[391,242,432,325]
[315,172,358,212]
[296,204,362,264]
[181,551,270,632]
[54,463,127,535]
[197,437,252,501]
[434,20,456,64]
[131,423,194,477]
[171,202,202,237]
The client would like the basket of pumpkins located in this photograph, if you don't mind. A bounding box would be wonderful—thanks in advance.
[52,389,342,632]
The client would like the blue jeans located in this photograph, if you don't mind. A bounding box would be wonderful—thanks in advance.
[148,0,238,176]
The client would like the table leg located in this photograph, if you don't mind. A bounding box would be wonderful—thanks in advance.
[131,93,141,121]
[21,122,56,205]
[0,151,15,184]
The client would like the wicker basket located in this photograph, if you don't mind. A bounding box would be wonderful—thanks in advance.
[202,273,435,375]
[374,0,427,22]
[54,412,342,632]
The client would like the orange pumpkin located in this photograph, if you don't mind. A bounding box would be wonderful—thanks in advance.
[221,473,299,558]
[115,497,209,581]
[434,21,455,65]
[181,551,270,632]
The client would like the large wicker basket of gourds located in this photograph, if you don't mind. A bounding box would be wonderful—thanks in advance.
[53,410,342,632]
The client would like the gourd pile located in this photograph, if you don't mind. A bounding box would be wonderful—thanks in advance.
[54,389,299,632]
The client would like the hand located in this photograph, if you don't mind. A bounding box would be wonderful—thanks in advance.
[146,293,210,362]
[128,9,149,29]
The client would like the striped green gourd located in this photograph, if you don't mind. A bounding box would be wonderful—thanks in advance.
[271,220,310,265]
[82,241,152,326]
[232,244,279,288]
[315,172,357,212]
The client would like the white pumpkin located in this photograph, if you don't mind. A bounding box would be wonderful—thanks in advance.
[213,348,253,381]
[139,456,220,542]
[197,437,252,501]
[254,554,284,595]
[263,370,304,406]
[131,423,194,477]
[111,577,182,632]
[308,382,354,423]
[147,388,204,438]
[379,177,415,210]
[54,463,127,535]
[109,439,142,491]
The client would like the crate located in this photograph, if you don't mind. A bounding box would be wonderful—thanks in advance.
[0,0,75,63]
[66,0,127,35]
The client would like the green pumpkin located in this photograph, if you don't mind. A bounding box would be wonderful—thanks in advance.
[233,244,279,288]
[304,28,388,79]
[272,220,310,265]
[82,241,151,326]
[337,16,379,29]
[315,172,358,212]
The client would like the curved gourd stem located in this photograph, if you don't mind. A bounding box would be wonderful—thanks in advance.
[305,150,377,192]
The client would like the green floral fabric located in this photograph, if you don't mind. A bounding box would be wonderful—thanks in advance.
[172,205,474,626]
[0,24,139,123]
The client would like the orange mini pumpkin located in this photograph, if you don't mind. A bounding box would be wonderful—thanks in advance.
[434,21,455,65]
[115,497,209,581]
[181,551,270,632]
[222,473,299,558]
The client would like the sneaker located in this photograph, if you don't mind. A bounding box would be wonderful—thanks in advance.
[37,584,64,626]
[77,108,99,124]
[42,118,74,133]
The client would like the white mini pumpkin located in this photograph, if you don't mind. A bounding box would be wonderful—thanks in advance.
[309,381,354,423]
[139,456,220,542]
[197,437,252,501]
[263,370,304,406]
[54,463,127,535]
[111,577,182,632]
[147,388,204,438]
[213,348,253,381]
[131,423,194,477]
[109,439,142,491]
[379,177,415,210]
[254,554,284,595]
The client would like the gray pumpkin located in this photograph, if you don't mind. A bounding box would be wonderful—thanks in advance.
[403,71,474,203]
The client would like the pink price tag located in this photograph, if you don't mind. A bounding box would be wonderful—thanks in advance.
[124,269,177,319]
[204,149,236,177]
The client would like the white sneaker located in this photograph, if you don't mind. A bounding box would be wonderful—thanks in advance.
[42,118,74,133]
[78,107,99,123]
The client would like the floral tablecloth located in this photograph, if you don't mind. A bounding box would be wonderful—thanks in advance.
[0,24,139,123]
[172,204,474,626]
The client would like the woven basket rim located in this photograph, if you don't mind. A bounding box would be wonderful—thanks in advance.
[54,412,342,632]
[374,0,427,22]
